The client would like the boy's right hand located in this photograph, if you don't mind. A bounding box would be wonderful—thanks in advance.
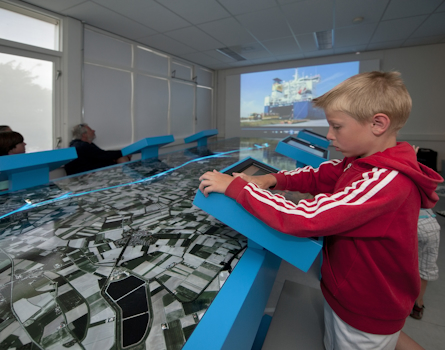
[232,173,277,189]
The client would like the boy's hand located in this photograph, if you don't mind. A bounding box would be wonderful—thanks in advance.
[199,170,234,197]
[232,173,277,189]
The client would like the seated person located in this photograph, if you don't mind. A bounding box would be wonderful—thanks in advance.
[0,125,13,133]
[64,123,130,175]
[0,131,26,191]
[0,131,26,156]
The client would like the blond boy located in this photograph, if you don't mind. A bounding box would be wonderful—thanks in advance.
[199,72,443,349]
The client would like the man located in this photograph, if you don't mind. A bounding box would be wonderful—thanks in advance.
[64,123,131,175]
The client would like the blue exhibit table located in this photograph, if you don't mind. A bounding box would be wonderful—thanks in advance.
[192,156,323,349]
[184,129,218,147]
[275,136,329,168]
[121,135,174,159]
[0,147,77,191]
[298,129,330,148]
[184,246,281,350]
[193,157,323,273]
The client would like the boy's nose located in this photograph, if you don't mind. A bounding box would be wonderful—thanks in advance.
[326,129,334,141]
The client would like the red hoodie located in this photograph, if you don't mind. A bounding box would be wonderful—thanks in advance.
[225,142,443,334]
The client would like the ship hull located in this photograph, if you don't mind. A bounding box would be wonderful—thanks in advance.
[265,101,324,120]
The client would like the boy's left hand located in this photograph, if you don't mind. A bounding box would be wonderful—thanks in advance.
[199,170,234,197]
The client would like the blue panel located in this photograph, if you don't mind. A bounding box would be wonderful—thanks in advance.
[275,141,329,168]
[9,166,49,191]
[0,148,77,190]
[184,129,218,147]
[193,191,322,272]
[184,248,281,350]
[298,129,331,148]
[121,135,174,159]
[252,314,273,350]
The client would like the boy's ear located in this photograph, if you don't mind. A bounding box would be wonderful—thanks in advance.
[371,113,391,135]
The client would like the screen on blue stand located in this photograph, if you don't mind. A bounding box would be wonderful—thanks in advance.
[223,158,278,176]
[284,137,328,158]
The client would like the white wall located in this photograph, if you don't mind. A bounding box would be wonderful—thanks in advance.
[217,43,445,171]
[81,27,215,150]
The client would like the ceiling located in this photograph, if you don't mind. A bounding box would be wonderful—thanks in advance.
[20,0,445,70]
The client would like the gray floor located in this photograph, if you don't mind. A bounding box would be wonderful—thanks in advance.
[264,187,445,349]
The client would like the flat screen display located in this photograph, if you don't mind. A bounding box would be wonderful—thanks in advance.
[240,61,360,136]
[285,138,327,158]
[224,159,278,176]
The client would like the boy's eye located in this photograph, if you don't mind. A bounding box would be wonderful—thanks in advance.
[332,125,340,130]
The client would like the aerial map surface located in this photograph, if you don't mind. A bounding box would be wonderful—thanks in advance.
[0,137,297,350]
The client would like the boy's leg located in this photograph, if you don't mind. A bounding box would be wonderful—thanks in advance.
[395,331,425,350]
[323,301,400,350]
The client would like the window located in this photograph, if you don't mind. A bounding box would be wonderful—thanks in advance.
[0,52,54,152]
[0,6,59,51]
[0,3,61,152]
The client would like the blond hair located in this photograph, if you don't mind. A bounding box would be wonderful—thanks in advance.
[312,71,412,132]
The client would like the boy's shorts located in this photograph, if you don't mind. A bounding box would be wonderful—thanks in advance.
[323,301,400,350]
[418,209,440,281]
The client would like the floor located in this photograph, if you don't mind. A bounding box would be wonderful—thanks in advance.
[265,184,445,350]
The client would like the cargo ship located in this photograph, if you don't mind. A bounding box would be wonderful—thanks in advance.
[263,69,324,120]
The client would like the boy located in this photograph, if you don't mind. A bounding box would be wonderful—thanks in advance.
[199,71,443,349]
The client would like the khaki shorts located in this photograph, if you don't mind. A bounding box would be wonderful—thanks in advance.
[324,301,400,350]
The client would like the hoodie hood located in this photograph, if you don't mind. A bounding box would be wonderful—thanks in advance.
[355,142,443,209]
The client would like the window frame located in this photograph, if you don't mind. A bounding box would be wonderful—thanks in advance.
[0,1,63,150]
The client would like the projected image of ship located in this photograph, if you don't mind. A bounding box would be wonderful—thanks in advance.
[264,69,324,122]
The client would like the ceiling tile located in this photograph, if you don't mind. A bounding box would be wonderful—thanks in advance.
[180,52,225,68]
[335,0,389,28]
[208,62,231,70]
[262,36,301,55]
[382,0,442,20]
[410,12,445,38]
[218,0,276,15]
[282,0,333,35]
[437,2,445,12]
[236,6,294,41]
[23,0,86,12]
[403,35,445,47]
[274,52,305,61]
[62,2,156,39]
[334,23,377,48]
[94,0,190,32]
[304,49,334,58]
[370,16,428,43]
[366,40,405,51]
[276,0,306,4]
[250,57,279,65]
[238,43,273,60]
[197,17,257,47]
[295,33,318,52]
[203,49,239,63]
[164,26,224,51]
[137,34,196,55]
[333,45,367,55]
[155,0,230,24]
